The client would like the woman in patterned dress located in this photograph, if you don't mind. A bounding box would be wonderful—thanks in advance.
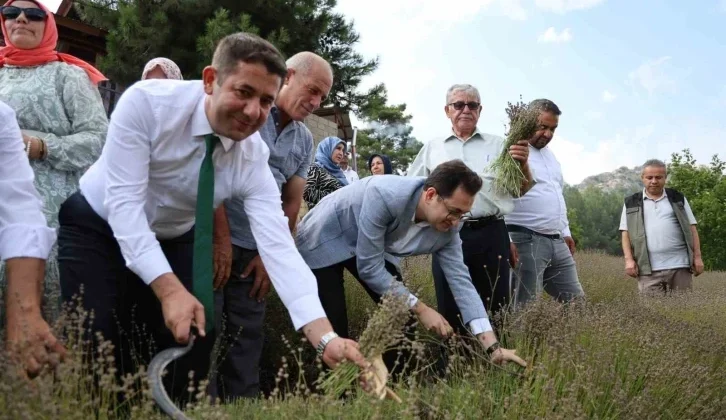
[0,0,108,322]
[303,136,348,210]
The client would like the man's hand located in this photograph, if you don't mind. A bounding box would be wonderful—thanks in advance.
[625,258,639,278]
[242,254,271,302]
[6,310,66,378]
[412,301,453,338]
[509,242,519,269]
[564,236,576,255]
[477,332,527,367]
[150,273,205,343]
[692,256,705,276]
[508,140,530,165]
[212,230,233,290]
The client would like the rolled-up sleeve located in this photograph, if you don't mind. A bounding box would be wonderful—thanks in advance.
[0,103,56,261]
[102,87,172,284]
[239,159,327,330]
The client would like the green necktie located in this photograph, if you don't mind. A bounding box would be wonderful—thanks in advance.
[193,134,218,334]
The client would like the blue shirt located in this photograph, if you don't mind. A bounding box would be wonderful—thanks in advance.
[226,107,314,249]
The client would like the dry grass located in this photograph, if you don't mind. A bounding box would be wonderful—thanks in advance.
[2,252,726,419]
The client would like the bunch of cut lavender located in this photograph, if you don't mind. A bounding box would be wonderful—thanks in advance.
[317,290,411,399]
[490,98,538,197]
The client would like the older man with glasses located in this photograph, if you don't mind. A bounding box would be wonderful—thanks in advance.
[407,84,534,333]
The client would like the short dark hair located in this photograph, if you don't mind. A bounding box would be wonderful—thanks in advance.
[423,160,482,198]
[212,32,287,83]
[528,98,562,116]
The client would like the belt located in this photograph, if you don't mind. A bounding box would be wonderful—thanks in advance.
[463,215,503,229]
[507,224,561,240]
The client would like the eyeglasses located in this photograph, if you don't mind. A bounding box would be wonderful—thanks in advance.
[447,101,480,111]
[437,196,472,221]
[0,6,47,22]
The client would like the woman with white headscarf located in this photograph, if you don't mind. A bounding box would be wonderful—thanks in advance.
[141,57,183,80]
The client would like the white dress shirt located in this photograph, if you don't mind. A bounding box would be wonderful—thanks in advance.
[505,145,571,237]
[79,79,325,330]
[342,167,359,184]
[408,129,524,218]
[0,101,56,261]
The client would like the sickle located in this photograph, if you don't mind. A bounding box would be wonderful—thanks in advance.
[147,335,196,420]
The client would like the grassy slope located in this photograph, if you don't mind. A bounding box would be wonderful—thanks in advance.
[2,252,725,419]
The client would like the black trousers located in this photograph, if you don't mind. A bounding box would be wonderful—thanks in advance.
[312,257,415,375]
[57,191,216,406]
[210,246,266,401]
[433,219,512,333]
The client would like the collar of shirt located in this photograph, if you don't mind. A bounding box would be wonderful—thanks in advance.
[445,127,482,143]
[189,94,236,153]
[643,188,666,202]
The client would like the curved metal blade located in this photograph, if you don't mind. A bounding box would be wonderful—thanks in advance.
[147,336,195,420]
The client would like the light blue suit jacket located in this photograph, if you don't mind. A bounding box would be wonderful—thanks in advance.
[295,175,487,325]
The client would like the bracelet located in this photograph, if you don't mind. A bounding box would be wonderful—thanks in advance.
[25,138,32,158]
[39,138,46,160]
[316,331,339,358]
[486,341,501,356]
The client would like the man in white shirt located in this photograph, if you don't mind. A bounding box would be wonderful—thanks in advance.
[0,101,62,378]
[407,84,533,333]
[340,154,359,183]
[56,33,367,403]
[505,99,584,306]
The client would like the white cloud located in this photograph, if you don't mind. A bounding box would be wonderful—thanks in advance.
[538,27,573,43]
[628,56,676,95]
[535,0,606,13]
[602,90,616,102]
[584,110,603,121]
[549,125,656,184]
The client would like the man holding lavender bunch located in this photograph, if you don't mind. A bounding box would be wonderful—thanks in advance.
[407,84,534,333]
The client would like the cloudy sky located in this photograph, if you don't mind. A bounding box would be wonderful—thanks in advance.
[39,0,724,183]
[333,0,726,183]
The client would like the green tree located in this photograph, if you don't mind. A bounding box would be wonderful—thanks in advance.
[352,86,422,175]
[667,149,726,271]
[74,0,380,111]
[563,185,623,255]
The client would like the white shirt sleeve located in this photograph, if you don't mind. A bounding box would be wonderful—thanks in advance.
[238,160,327,330]
[683,197,697,224]
[0,103,56,261]
[618,204,628,231]
[102,87,173,284]
[469,317,494,335]
[406,142,430,177]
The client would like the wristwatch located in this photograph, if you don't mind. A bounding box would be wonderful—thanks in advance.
[486,341,501,356]
[316,331,339,357]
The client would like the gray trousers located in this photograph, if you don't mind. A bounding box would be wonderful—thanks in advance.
[210,246,266,401]
[510,228,584,307]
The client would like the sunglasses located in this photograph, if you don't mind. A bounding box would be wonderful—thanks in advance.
[448,101,480,111]
[0,6,47,22]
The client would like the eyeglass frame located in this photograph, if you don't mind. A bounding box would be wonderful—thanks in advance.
[436,196,472,222]
[447,101,481,111]
[0,6,48,22]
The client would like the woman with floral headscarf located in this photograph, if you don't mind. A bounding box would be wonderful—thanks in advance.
[141,57,183,80]
[0,0,108,321]
[303,136,348,210]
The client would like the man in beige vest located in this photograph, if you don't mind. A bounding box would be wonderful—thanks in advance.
[619,159,704,293]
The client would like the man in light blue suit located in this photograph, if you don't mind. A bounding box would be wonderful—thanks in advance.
[296,160,526,366]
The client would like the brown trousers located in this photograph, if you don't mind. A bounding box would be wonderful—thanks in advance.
[637,268,692,294]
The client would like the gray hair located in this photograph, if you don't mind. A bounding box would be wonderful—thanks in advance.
[446,84,481,104]
[528,98,562,115]
[286,51,333,79]
[642,159,667,175]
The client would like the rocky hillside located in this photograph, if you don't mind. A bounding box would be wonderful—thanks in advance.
[575,166,643,193]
